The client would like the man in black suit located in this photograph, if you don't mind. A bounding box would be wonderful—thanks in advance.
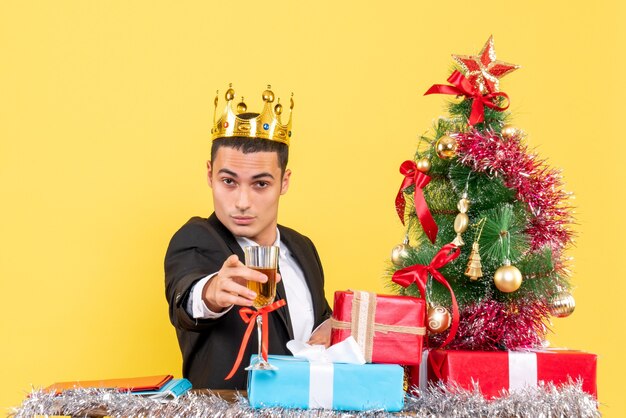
[165,86,332,389]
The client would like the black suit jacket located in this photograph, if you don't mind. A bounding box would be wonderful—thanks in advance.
[164,214,331,389]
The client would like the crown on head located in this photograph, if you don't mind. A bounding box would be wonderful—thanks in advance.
[211,84,294,146]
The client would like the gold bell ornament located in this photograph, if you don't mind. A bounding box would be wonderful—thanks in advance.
[548,290,576,318]
[464,218,485,281]
[391,235,411,267]
[465,242,483,281]
[427,305,451,334]
[435,135,457,159]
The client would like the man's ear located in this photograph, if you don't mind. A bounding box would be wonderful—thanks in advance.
[206,160,213,188]
[280,169,291,195]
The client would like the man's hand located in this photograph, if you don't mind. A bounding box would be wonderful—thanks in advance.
[202,254,276,312]
[307,318,332,347]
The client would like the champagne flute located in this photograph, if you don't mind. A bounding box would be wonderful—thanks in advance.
[244,245,279,371]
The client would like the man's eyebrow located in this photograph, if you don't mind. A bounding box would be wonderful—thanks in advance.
[217,168,238,177]
[252,172,275,180]
[217,169,275,180]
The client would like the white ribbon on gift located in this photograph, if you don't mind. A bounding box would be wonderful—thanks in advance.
[419,350,430,390]
[508,351,538,392]
[286,337,366,409]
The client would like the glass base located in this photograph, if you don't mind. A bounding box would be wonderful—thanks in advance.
[245,360,279,371]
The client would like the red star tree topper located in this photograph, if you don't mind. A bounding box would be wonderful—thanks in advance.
[452,35,520,94]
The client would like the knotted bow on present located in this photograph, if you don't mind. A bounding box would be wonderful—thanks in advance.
[287,336,366,365]
[225,299,286,380]
[424,70,510,125]
[286,337,366,409]
[395,160,438,244]
[392,243,460,347]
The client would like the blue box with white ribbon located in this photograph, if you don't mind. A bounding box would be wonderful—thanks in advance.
[247,354,404,411]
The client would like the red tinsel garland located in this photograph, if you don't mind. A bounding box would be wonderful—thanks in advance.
[455,129,574,253]
[428,299,550,351]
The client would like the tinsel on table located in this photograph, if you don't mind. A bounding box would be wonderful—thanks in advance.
[11,383,599,418]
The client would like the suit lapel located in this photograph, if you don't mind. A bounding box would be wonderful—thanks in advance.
[208,214,294,338]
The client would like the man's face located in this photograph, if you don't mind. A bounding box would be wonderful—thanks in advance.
[207,146,290,246]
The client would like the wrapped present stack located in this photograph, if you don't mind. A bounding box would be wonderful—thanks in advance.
[247,290,426,412]
[385,36,597,400]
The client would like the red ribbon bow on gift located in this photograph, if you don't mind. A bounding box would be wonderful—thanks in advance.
[392,243,460,348]
[225,299,286,380]
[424,70,510,125]
[395,160,438,244]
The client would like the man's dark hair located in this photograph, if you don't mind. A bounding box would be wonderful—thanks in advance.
[210,113,289,174]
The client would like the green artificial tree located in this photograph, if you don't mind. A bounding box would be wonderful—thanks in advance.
[388,36,575,350]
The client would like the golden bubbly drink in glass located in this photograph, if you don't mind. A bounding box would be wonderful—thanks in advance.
[248,267,276,309]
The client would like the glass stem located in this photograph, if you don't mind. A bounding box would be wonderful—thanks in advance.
[256,314,265,364]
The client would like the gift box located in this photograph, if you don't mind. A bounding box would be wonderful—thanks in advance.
[247,355,405,411]
[331,290,426,365]
[408,349,597,398]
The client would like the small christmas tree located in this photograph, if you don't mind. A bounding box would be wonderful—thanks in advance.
[388,36,575,350]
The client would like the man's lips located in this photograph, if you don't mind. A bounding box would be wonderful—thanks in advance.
[231,215,255,225]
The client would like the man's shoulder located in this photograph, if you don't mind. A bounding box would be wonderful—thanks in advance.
[278,224,314,246]
[175,216,211,234]
[168,215,223,245]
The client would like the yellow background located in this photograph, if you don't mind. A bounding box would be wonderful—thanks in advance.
[1,1,624,416]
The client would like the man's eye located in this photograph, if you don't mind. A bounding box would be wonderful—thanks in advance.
[256,181,269,188]
[222,178,235,185]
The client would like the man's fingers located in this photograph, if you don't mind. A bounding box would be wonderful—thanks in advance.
[225,266,268,284]
[220,279,257,301]
[216,292,255,308]
[224,254,241,267]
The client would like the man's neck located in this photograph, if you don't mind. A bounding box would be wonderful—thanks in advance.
[236,228,281,248]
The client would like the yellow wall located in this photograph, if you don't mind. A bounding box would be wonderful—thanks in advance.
[1,1,624,416]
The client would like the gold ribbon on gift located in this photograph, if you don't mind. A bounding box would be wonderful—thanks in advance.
[331,290,426,363]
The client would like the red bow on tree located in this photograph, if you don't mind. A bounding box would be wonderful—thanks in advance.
[225,299,286,380]
[392,243,460,347]
[424,70,510,125]
[395,160,438,244]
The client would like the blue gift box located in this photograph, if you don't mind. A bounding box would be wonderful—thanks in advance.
[247,355,404,411]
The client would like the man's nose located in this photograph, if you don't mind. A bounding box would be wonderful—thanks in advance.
[235,187,251,210]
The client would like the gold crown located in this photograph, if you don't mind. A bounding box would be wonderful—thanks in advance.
[211,84,294,146]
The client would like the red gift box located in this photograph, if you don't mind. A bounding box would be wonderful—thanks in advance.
[330,290,426,365]
[408,349,597,398]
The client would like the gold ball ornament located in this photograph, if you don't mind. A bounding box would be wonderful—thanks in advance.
[391,243,410,266]
[501,125,520,140]
[236,97,247,113]
[493,262,523,293]
[435,135,457,159]
[262,85,275,102]
[274,102,283,115]
[416,158,432,173]
[427,305,451,334]
[548,291,576,318]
